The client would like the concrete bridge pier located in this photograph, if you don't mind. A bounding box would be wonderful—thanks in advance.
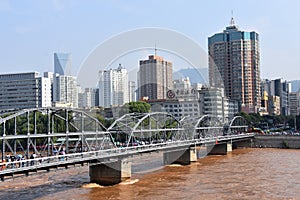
[89,160,131,186]
[227,142,232,152]
[163,148,197,165]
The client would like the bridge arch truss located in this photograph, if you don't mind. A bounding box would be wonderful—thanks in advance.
[108,112,185,147]
[181,115,224,139]
[0,108,115,161]
[226,116,249,135]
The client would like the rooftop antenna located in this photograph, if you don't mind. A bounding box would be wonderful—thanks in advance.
[230,10,235,26]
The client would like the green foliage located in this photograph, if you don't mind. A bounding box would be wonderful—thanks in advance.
[94,113,114,128]
[235,112,300,131]
[236,112,251,124]
[125,101,151,113]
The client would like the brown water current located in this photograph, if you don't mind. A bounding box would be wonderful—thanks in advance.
[0,148,300,200]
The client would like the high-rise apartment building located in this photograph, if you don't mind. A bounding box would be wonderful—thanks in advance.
[54,53,72,76]
[138,55,173,100]
[98,64,129,108]
[208,18,261,113]
[53,75,78,108]
[0,72,51,111]
[128,81,136,102]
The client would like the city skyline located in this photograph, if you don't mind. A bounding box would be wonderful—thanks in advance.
[1,1,300,82]
[1,2,300,198]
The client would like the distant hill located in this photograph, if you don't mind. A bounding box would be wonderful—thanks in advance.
[290,80,300,92]
[173,68,208,84]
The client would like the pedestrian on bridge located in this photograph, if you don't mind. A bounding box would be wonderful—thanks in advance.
[59,150,65,161]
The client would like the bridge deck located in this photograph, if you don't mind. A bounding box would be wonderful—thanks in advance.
[0,134,254,180]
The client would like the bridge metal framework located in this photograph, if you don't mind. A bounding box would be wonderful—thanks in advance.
[108,112,185,147]
[227,116,249,134]
[0,108,115,161]
[181,115,224,139]
[0,108,252,181]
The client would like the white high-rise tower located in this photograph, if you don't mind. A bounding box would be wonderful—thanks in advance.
[99,64,129,108]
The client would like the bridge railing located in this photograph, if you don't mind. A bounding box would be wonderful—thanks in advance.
[0,133,254,175]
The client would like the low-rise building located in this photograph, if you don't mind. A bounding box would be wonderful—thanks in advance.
[149,79,237,122]
[0,72,51,111]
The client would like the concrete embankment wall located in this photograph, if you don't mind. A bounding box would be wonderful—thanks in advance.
[253,135,300,149]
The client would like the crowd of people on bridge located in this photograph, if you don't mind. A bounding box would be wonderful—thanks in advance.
[0,149,66,171]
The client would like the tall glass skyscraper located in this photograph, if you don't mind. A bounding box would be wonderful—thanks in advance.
[53,53,77,108]
[208,18,261,113]
[54,53,72,76]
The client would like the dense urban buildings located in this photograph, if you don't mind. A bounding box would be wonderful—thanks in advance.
[0,72,51,111]
[1,23,300,119]
[149,77,237,122]
[98,64,129,108]
[208,18,261,113]
[138,55,173,101]
[261,78,291,115]
[78,87,98,108]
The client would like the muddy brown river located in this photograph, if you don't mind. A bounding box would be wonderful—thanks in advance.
[0,148,300,200]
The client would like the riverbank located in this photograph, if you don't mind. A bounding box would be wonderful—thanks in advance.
[253,135,300,149]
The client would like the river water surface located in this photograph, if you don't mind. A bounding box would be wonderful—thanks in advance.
[0,148,300,200]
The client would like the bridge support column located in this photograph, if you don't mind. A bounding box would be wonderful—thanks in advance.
[163,148,197,165]
[227,142,232,152]
[207,143,228,155]
[89,160,131,186]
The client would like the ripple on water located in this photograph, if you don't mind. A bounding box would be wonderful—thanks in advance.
[119,179,139,185]
[82,183,104,188]
[166,164,183,167]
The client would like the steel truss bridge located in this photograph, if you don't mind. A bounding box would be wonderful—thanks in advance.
[0,108,252,180]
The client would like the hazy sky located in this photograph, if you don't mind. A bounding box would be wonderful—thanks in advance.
[1,0,299,81]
